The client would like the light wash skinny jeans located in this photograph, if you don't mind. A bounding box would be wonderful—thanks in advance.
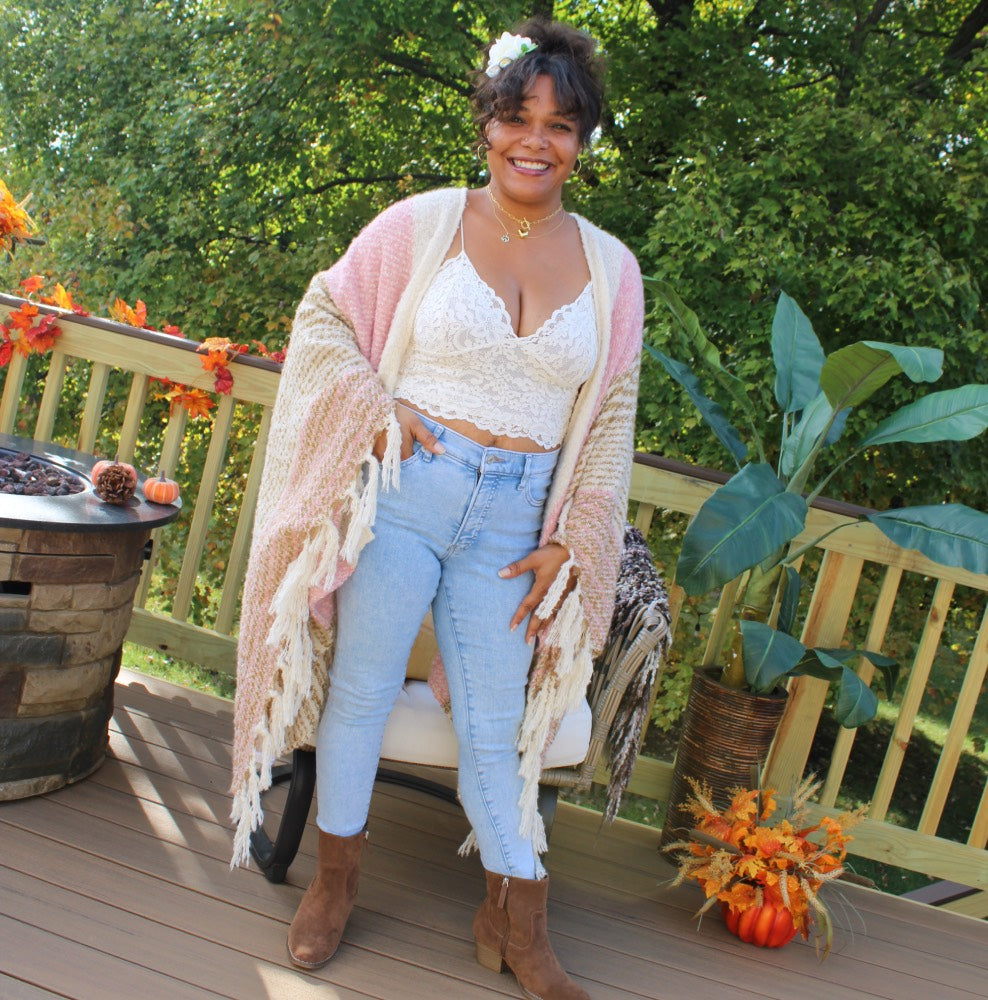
[315,414,557,879]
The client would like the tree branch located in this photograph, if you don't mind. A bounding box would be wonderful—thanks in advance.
[834,1,894,105]
[913,0,988,97]
[942,0,988,69]
[296,172,453,200]
[378,51,471,96]
[646,1,695,28]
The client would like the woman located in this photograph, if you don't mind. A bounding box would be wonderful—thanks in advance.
[231,20,643,1000]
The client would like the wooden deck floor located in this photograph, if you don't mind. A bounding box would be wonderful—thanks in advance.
[1,671,985,1000]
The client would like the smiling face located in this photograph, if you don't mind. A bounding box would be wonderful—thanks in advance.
[483,74,581,215]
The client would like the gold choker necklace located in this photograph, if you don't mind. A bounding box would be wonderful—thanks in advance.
[486,186,563,242]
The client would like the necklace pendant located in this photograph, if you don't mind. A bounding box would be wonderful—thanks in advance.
[500,233,510,244]
[518,220,531,238]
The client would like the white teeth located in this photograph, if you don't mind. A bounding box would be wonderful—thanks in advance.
[512,159,549,171]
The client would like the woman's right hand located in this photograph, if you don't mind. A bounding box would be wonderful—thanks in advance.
[372,404,445,462]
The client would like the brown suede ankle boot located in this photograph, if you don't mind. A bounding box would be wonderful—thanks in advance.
[473,869,590,1000]
[287,828,367,969]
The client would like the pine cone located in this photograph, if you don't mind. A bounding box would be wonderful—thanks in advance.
[94,464,137,504]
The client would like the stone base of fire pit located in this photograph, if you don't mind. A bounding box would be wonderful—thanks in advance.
[0,435,180,800]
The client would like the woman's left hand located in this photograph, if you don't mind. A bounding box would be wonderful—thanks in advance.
[499,543,576,644]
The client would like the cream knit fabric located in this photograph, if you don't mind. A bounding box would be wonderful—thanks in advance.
[230,187,643,866]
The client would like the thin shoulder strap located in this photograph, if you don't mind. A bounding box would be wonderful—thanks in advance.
[460,218,466,254]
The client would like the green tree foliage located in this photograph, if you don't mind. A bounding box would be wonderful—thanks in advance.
[2,0,985,508]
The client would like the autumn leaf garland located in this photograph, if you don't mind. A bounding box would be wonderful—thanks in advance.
[3,279,285,418]
[3,178,285,417]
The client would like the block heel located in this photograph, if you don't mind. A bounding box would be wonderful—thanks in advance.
[475,941,506,972]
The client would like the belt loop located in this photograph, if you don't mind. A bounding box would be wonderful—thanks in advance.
[518,453,532,492]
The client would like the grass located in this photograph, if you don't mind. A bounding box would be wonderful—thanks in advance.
[122,643,235,701]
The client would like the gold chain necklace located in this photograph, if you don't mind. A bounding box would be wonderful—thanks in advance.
[490,208,568,245]
[486,186,563,241]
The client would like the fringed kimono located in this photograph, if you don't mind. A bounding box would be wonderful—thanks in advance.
[230,187,644,867]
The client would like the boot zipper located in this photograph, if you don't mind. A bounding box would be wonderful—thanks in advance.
[497,875,509,909]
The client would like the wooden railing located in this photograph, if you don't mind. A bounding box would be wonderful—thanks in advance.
[2,295,985,916]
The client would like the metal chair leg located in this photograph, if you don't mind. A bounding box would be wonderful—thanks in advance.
[249,753,560,884]
[249,748,316,884]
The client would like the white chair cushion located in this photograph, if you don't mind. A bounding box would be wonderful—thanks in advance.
[380,679,592,770]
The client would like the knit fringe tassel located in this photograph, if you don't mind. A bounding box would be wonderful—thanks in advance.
[230,413,402,869]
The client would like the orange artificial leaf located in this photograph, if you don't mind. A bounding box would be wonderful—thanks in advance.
[25,314,61,353]
[162,324,185,338]
[110,297,149,328]
[40,282,86,314]
[7,302,38,332]
[0,180,34,251]
[165,386,215,419]
[199,349,229,373]
[251,339,286,363]
[8,327,31,358]
[198,336,235,353]
[20,274,44,295]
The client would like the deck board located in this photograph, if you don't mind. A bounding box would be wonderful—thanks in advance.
[1,670,985,1000]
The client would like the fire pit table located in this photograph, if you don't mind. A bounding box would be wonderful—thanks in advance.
[0,434,181,799]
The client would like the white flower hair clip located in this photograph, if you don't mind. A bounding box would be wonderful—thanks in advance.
[485,32,537,78]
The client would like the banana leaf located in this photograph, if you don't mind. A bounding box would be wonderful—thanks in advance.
[791,650,880,728]
[777,566,801,636]
[820,342,941,410]
[799,647,900,698]
[676,463,808,596]
[772,292,826,414]
[860,341,944,383]
[648,279,762,447]
[740,620,806,692]
[859,384,988,448]
[867,504,988,575]
[644,344,748,465]
[779,390,850,478]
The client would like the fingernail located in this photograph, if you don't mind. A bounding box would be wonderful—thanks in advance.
[498,568,509,578]
[434,443,445,453]
[509,622,517,632]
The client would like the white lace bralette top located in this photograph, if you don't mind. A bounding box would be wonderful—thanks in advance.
[393,226,598,449]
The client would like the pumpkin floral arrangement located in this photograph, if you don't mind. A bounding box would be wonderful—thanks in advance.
[666,773,866,956]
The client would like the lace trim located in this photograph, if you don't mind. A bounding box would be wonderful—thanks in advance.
[393,252,597,448]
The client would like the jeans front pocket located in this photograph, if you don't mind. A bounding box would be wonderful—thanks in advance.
[400,440,425,468]
[522,468,553,509]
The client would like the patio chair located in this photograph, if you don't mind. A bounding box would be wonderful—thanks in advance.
[249,525,671,883]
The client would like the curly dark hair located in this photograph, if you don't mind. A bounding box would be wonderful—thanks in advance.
[472,19,605,148]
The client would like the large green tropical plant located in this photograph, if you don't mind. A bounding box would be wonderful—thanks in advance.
[647,285,988,727]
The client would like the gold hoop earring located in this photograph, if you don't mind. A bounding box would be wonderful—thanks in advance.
[574,156,584,175]
[475,141,490,161]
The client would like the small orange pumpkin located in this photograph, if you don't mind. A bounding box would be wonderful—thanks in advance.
[143,470,180,505]
[722,901,797,948]
[91,456,137,489]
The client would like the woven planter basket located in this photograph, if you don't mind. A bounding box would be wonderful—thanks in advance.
[660,666,788,850]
